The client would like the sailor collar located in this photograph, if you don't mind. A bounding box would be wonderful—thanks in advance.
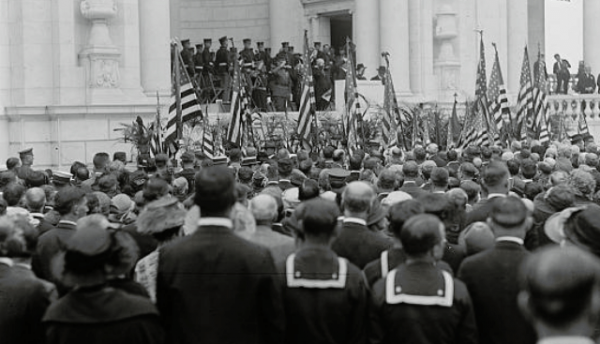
[385,268,454,307]
[286,253,347,289]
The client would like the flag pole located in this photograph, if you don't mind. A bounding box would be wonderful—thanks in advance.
[173,41,183,142]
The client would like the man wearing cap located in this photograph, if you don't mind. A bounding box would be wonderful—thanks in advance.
[156,166,284,344]
[201,39,213,76]
[369,214,477,344]
[371,66,387,85]
[280,198,367,344]
[332,182,392,269]
[269,55,293,111]
[52,171,73,191]
[458,196,536,344]
[193,43,204,79]
[240,38,255,70]
[180,39,195,78]
[519,247,600,344]
[17,148,34,180]
[356,63,366,80]
[215,36,231,102]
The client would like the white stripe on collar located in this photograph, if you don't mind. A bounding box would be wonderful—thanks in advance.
[58,220,77,226]
[381,250,389,278]
[343,217,367,226]
[385,269,454,307]
[197,218,233,229]
[496,236,524,245]
[0,257,13,267]
[286,253,347,289]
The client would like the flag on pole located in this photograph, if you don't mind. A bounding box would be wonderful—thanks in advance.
[472,34,491,147]
[516,46,534,141]
[165,45,203,153]
[344,39,360,154]
[532,47,550,143]
[447,97,461,149]
[488,43,511,143]
[227,48,244,146]
[382,58,399,148]
[297,31,317,147]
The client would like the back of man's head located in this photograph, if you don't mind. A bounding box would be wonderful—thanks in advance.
[377,169,397,191]
[92,152,110,171]
[389,200,424,239]
[342,181,375,215]
[460,162,477,180]
[414,147,427,162]
[54,187,86,216]
[229,148,241,162]
[6,157,19,171]
[488,196,528,230]
[447,149,458,161]
[507,159,521,176]
[250,194,277,224]
[431,167,449,188]
[401,214,444,257]
[2,182,25,207]
[550,170,569,186]
[519,247,600,330]
[484,161,509,190]
[402,161,419,179]
[421,193,452,223]
[460,180,481,203]
[349,154,362,171]
[585,153,599,167]
[333,149,345,163]
[521,159,537,179]
[25,187,46,212]
[301,198,341,238]
[323,146,335,160]
[195,166,236,216]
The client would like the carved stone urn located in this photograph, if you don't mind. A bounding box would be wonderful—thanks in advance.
[79,0,124,102]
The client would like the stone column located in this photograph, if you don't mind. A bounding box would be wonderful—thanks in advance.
[507,0,528,94]
[139,0,171,96]
[584,0,600,72]
[354,0,379,73]
[380,0,411,94]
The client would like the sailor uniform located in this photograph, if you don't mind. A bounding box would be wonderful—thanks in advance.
[363,248,454,289]
[368,262,478,344]
[279,247,367,344]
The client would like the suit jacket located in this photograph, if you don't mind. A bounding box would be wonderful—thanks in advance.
[0,261,54,344]
[156,222,285,344]
[465,195,505,226]
[32,220,77,286]
[332,219,393,269]
[238,225,296,267]
[278,247,367,344]
[458,240,536,344]
[398,181,428,199]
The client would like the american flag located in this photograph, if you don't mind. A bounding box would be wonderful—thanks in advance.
[296,31,317,147]
[382,61,400,148]
[461,36,490,148]
[165,49,203,153]
[488,43,511,143]
[226,48,247,147]
[202,124,215,160]
[344,40,360,155]
[447,98,461,149]
[516,46,534,141]
[532,48,550,143]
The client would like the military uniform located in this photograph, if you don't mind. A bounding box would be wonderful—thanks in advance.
[17,147,34,180]
[180,39,194,77]
[368,262,478,344]
[193,44,204,77]
[215,36,231,102]
[278,247,367,344]
[202,39,213,76]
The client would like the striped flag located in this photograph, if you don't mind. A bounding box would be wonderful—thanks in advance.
[165,47,203,153]
[447,98,461,149]
[532,48,550,143]
[464,35,491,147]
[297,31,317,147]
[382,59,400,148]
[516,46,534,141]
[488,43,511,143]
[202,124,215,159]
[344,39,360,154]
[226,48,247,147]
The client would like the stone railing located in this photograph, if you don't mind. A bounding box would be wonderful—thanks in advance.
[547,94,600,120]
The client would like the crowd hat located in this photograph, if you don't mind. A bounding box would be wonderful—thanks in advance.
[137,197,186,235]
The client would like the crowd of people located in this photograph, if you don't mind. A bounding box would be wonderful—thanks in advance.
[178,37,384,111]
[3,133,600,344]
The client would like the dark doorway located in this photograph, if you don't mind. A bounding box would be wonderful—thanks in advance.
[330,14,352,54]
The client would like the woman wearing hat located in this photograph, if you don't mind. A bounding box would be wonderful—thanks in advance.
[135,198,186,303]
[43,215,164,344]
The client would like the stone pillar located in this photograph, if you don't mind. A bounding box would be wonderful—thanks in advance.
[139,0,171,96]
[354,0,379,72]
[380,0,411,94]
[507,0,528,94]
[584,0,600,72]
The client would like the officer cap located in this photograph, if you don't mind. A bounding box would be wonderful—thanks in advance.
[328,168,350,182]
[52,171,72,185]
[212,156,228,165]
[571,134,583,144]
[181,39,190,45]
[219,36,228,44]
[357,63,366,70]
[195,44,203,49]
[181,152,195,163]
[281,42,289,47]
[18,147,33,157]
[243,38,251,44]
[203,38,212,44]
[314,42,321,47]
[257,42,264,47]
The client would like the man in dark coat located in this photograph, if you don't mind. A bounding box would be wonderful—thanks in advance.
[332,181,392,269]
[279,199,367,344]
[368,214,478,344]
[215,36,231,102]
[458,196,537,344]
[553,53,571,94]
[156,165,285,344]
[180,39,194,78]
[17,147,34,180]
[398,161,427,199]
[466,161,509,226]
